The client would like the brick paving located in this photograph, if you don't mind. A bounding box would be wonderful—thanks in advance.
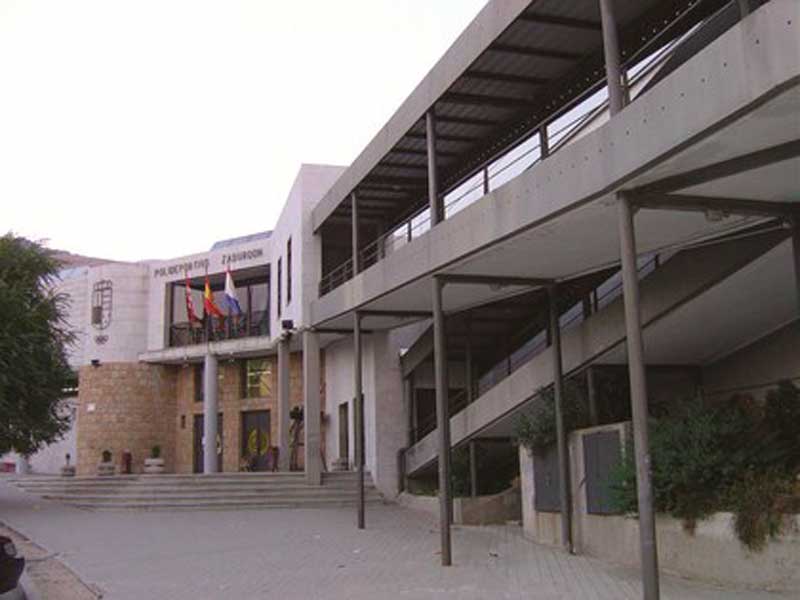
[0,479,789,600]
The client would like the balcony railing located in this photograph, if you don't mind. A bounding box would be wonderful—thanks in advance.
[168,310,269,348]
[318,30,686,299]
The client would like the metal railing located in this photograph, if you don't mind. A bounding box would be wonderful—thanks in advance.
[410,253,662,445]
[318,23,687,298]
[168,310,270,348]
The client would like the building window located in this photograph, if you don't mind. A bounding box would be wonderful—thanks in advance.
[243,359,272,399]
[277,257,282,317]
[286,238,292,305]
[194,364,224,402]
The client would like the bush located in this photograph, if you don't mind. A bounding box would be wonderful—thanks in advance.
[514,380,588,456]
[609,383,800,549]
[151,445,161,459]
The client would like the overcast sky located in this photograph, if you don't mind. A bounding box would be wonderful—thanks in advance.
[0,0,486,261]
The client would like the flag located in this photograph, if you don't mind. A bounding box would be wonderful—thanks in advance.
[224,267,243,316]
[204,276,225,319]
[185,277,200,324]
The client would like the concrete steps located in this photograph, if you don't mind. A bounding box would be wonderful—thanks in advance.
[10,472,383,511]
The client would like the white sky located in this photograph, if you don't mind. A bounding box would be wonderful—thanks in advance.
[0,0,486,261]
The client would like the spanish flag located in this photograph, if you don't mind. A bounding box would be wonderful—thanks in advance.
[204,276,225,319]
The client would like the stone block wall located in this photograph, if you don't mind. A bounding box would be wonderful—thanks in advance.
[76,363,177,475]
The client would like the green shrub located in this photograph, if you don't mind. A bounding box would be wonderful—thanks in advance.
[514,380,589,456]
[609,382,800,550]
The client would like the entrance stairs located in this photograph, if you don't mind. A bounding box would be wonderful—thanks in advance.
[8,471,383,511]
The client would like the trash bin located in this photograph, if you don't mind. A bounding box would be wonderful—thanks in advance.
[121,450,132,475]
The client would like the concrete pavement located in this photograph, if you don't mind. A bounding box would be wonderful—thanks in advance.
[0,479,791,600]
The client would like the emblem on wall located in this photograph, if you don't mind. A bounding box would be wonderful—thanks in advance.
[91,280,113,331]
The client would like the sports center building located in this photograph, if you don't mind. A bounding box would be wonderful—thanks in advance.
[9,0,800,595]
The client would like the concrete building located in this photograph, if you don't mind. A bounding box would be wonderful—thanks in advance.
[8,0,799,595]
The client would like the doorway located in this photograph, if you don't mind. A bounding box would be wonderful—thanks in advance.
[241,410,271,471]
[338,402,349,465]
[193,413,223,473]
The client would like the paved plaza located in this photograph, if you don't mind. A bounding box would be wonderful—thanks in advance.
[0,480,792,600]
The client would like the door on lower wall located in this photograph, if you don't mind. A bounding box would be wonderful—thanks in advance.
[338,402,349,465]
[241,410,271,471]
[193,413,223,473]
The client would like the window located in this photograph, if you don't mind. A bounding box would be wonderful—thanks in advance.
[286,238,292,305]
[243,359,272,399]
[194,364,224,402]
[277,257,282,317]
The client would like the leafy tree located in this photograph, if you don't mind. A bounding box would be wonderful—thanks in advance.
[0,234,73,456]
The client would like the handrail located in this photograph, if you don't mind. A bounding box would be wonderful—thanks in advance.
[318,6,704,297]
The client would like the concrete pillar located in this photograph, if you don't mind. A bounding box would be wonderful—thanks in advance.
[353,312,365,529]
[303,330,322,485]
[277,336,291,472]
[203,352,219,474]
[426,111,443,226]
[618,192,660,599]
[432,276,452,565]
[599,0,626,116]
[15,455,30,475]
[548,285,573,554]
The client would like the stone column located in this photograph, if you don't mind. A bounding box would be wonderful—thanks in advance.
[303,330,322,485]
[203,352,219,474]
[277,336,291,471]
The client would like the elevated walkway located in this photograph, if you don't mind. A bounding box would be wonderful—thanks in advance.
[8,472,383,511]
[405,228,792,475]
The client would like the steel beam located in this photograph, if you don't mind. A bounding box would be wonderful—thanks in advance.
[353,311,365,529]
[464,69,548,86]
[432,276,452,566]
[441,91,535,110]
[406,131,476,144]
[489,43,581,61]
[426,111,443,225]
[359,309,433,319]
[548,285,572,553]
[434,114,498,128]
[632,193,799,218]
[617,192,660,599]
[519,13,602,31]
[599,0,625,116]
[634,140,800,196]
[436,273,551,287]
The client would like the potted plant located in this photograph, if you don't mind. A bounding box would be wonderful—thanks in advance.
[97,449,115,476]
[144,445,165,474]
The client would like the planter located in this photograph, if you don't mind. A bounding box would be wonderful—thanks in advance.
[60,465,76,477]
[96,461,115,476]
[143,458,165,474]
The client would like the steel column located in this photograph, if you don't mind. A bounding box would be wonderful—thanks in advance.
[587,366,600,426]
[469,440,478,499]
[353,311,366,529]
[465,316,474,404]
[738,0,750,18]
[539,125,550,159]
[426,111,443,226]
[599,0,625,116]
[482,167,490,195]
[548,285,572,553]
[792,220,800,317]
[432,276,452,565]
[202,351,219,474]
[351,192,360,275]
[618,192,660,599]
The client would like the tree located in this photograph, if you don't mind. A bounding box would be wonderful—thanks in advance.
[0,234,73,456]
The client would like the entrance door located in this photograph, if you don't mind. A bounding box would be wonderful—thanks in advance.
[241,410,271,471]
[338,402,349,464]
[193,413,223,473]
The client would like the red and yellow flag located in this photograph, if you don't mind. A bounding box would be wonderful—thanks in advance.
[204,276,225,319]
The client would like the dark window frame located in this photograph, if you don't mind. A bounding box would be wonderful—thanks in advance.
[286,238,292,305]
[277,257,282,317]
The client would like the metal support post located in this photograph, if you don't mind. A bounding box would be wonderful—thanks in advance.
[587,366,600,426]
[599,0,626,116]
[353,311,366,529]
[738,0,750,18]
[303,330,322,485]
[539,125,550,159]
[277,337,291,471]
[792,219,800,317]
[617,192,660,599]
[432,276,452,565]
[548,285,572,553]
[465,319,474,405]
[426,111,442,226]
[469,440,478,499]
[482,167,490,195]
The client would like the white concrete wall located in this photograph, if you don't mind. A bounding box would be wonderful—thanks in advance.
[519,423,800,591]
[58,266,90,369]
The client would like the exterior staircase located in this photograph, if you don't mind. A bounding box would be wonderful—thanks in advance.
[8,471,383,511]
